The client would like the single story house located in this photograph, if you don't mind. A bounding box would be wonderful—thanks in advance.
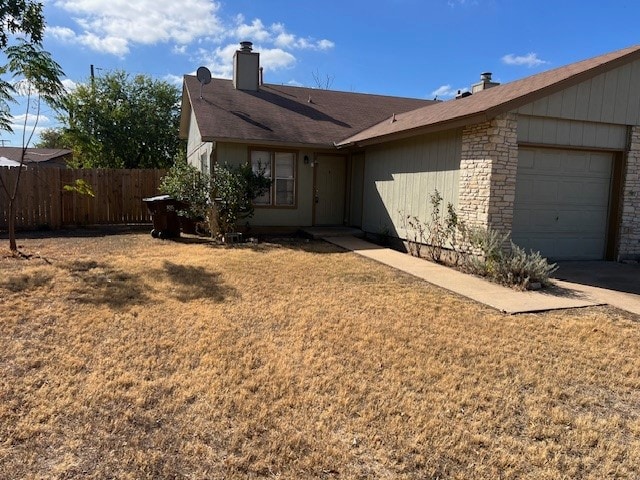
[0,147,72,168]
[180,42,640,261]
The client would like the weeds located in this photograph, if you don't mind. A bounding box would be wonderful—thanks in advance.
[401,189,558,289]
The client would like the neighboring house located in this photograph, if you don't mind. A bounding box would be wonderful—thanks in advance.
[0,147,72,168]
[180,42,640,261]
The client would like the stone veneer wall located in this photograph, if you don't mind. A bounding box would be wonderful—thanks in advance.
[457,112,518,236]
[618,125,640,260]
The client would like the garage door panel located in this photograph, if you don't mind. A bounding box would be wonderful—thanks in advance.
[538,152,563,171]
[565,152,588,171]
[558,208,607,232]
[513,233,607,259]
[515,178,535,201]
[533,179,559,202]
[519,149,535,169]
[589,152,615,173]
[513,147,613,260]
[559,180,610,205]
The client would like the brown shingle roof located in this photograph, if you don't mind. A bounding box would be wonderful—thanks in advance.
[0,147,72,164]
[181,77,435,147]
[337,45,640,147]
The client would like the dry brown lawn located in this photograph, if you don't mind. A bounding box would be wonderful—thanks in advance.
[1,229,639,479]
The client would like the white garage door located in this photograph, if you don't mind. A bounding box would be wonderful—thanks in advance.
[512,147,613,260]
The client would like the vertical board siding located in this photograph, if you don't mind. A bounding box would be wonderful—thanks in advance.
[0,168,166,230]
[349,153,365,228]
[361,130,462,238]
[518,115,628,150]
[517,58,640,125]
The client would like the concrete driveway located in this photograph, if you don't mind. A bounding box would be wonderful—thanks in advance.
[553,261,640,316]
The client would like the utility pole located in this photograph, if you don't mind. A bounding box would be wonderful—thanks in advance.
[90,64,95,135]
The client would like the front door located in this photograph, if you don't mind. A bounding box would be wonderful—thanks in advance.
[314,155,346,225]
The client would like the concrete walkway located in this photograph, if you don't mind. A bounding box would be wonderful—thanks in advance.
[323,236,629,315]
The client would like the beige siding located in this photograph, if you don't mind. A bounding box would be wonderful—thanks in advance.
[349,153,365,227]
[517,58,640,125]
[362,130,461,238]
[216,142,314,227]
[186,109,212,171]
[517,115,628,150]
[216,142,247,166]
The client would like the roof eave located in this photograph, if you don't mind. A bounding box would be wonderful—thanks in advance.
[337,112,489,148]
[178,81,192,140]
[201,136,339,151]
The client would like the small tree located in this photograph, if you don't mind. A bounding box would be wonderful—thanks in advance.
[0,33,65,251]
[158,161,270,238]
[211,163,270,235]
[159,161,210,220]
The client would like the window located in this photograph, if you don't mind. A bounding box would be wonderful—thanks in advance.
[250,149,296,207]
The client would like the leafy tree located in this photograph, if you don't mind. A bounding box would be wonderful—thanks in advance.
[61,71,182,168]
[34,127,67,148]
[159,161,270,237]
[159,161,210,220]
[0,3,65,252]
[211,163,271,235]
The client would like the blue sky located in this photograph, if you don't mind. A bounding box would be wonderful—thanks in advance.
[2,0,639,147]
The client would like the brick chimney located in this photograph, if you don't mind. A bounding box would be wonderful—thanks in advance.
[233,41,260,91]
[471,72,500,93]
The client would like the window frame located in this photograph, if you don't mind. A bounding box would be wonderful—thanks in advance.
[249,147,298,209]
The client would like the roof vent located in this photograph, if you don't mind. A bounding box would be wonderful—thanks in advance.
[455,90,472,99]
[480,72,492,81]
[239,41,253,52]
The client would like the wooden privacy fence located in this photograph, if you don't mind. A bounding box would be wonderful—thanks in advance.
[0,168,167,230]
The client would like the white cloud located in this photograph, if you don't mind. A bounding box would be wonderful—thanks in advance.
[163,74,184,86]
[235,18,270,42]
[197,42,296,80]
[431,84,468,99]
[287,79,303,87]
[62,79,78,92]
[259,48,296,71]
[47,1,335,84]
[50,0,223,56]
[501,52,548,68]
[48,26,76,41]
[317,39,335,50]
[447,0,479,6]
[272,24,334,51]
[274,31,296,49]
[10,113,52,138]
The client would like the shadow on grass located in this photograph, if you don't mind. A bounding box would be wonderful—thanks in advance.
[0,225,151,240]
[0,270,54,293]
[63,259,149,308]
[163,261,236,302]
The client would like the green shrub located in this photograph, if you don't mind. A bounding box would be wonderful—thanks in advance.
[211,163,271,235]
[492,241,559,289]
[159,161,210,220]
[463,227,557,289]
[160,161,271,237]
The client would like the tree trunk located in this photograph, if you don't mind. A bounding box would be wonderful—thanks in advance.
[8,197,17,251]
